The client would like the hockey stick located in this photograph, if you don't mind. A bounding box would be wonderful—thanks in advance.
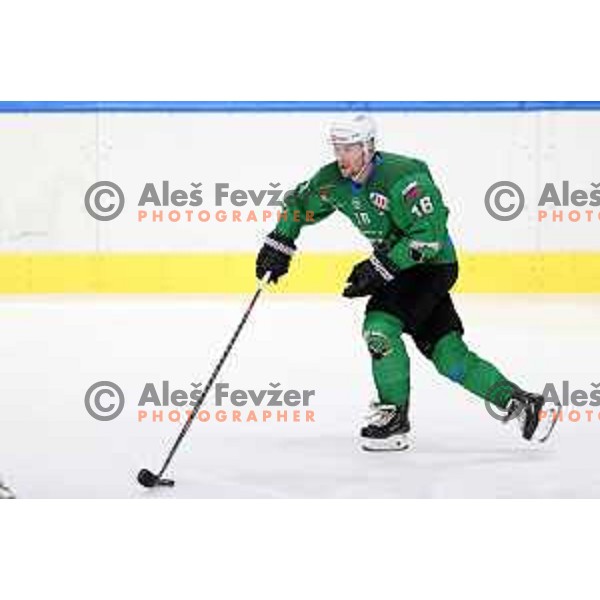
[137,272,271,488]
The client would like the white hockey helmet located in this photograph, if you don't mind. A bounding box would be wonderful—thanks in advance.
[328,114,376,146]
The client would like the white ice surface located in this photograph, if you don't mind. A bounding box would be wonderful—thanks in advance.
[1,293,599,498]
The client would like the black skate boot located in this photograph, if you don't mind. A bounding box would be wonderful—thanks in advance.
[360,403,412,452]
[503,388,560,443]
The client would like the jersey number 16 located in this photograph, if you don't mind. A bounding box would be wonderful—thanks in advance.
[411,196,434,218]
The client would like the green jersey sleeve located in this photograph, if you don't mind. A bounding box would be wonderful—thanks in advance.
[272,175,336,241]
[386,168,450,270]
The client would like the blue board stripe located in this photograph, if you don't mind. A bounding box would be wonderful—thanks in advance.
[0,101,599,113]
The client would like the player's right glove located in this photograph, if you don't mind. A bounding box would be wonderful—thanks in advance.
[256,232,297,283]
[342,250,399,298]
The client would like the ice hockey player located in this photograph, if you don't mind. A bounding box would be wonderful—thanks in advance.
[255,115,557,451]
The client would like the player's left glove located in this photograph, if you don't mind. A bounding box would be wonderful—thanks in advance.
[342,251,399,298]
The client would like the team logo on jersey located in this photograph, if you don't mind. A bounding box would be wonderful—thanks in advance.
[318,184,336,202]
[369,192,389,211]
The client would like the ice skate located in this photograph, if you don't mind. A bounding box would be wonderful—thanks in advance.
[360,403,412,451]
[503,388,561,443]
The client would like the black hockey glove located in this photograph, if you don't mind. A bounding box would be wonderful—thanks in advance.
[256,232,297,284]
[343,251,399,298]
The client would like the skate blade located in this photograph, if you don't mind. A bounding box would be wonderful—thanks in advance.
[533,405,562,443]
[360,433,412,452]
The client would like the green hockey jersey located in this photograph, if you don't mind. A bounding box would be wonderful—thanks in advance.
[273,151,457,270]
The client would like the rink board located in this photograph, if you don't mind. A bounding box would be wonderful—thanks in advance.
[0,251,600,293]
[1,102,599,294]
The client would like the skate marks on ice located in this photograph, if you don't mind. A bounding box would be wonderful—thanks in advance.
[129,433,565,499]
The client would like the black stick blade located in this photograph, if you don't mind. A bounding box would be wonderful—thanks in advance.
[137,468,160,488]
[137,469,175,488]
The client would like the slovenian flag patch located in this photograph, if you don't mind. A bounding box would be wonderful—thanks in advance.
[402,181,423,201]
